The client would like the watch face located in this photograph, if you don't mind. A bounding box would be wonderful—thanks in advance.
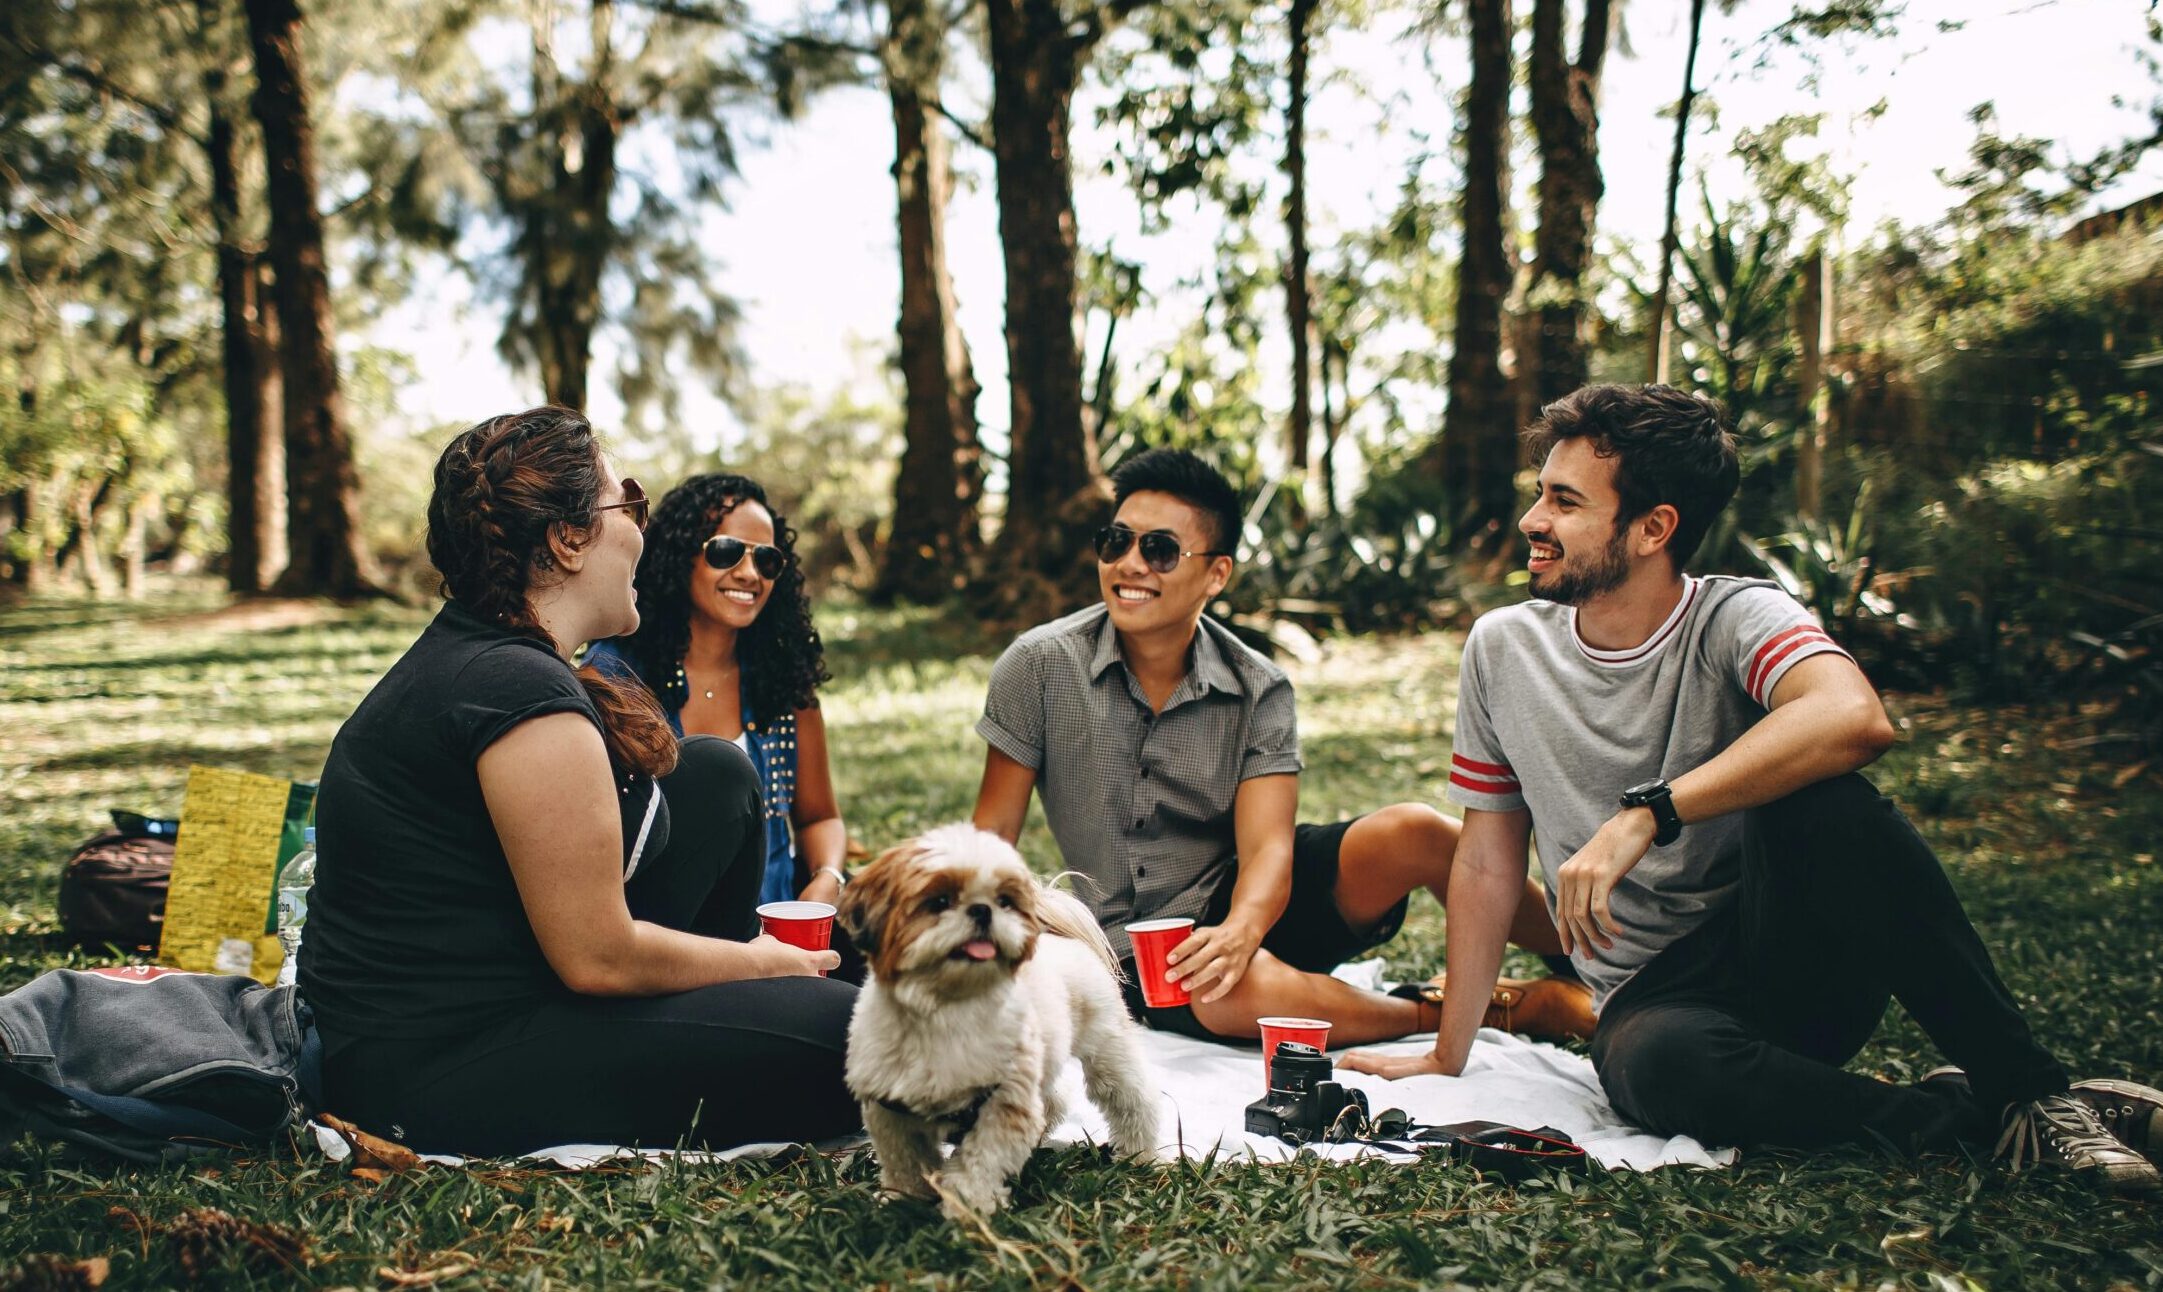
[1623,780,1666,801]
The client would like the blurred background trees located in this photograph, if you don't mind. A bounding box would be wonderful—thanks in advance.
[3,0,2162,738]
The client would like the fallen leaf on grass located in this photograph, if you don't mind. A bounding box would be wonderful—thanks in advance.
[1880,1224,1933,1256]
[376,1262,473,1287]
[319,1113,424,1175]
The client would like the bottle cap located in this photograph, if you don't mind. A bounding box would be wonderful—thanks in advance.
[303,826,317,846]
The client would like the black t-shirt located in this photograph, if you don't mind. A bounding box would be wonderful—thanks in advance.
[303,601,668,1040]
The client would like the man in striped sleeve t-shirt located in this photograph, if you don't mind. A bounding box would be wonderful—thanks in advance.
[1344,384,2160,1195]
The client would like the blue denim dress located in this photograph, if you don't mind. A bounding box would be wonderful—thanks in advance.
[583,640,800,903]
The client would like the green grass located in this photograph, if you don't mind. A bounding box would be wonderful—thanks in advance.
[2,582,2160,1288]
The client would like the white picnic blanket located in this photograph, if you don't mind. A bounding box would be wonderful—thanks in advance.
[312,964,1734,1172]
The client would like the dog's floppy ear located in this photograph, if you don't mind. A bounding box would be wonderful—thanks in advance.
[838,840,922,957]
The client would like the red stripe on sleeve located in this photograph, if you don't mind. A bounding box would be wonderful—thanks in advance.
[1449,770,1522,796]
[1746,624,1823,697]
[1748,629,1837,702]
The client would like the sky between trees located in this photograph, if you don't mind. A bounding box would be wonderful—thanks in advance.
[375,0,2163,463]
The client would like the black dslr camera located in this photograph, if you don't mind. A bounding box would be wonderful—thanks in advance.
[1244,1042,1369,1145]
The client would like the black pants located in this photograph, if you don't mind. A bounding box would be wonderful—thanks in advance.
[1591,772,2068,1154]
[321,736,862,1157]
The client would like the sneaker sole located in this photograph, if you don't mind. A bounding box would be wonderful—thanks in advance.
[2070,1078,2163,1167]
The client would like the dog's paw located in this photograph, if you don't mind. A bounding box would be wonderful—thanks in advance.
[932,1173,1009,1221]
[878,1171,938,1202]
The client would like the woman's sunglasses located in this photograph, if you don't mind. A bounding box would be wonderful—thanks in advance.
[704,535,787,580]
[1092,524,1230,574]
[592,478,650,532]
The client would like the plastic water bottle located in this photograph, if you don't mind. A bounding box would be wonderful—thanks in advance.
[275,827,317,988]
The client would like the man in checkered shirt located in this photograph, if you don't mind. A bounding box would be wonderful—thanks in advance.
[1339,384,2160,1195]
[971,448,1586,1046]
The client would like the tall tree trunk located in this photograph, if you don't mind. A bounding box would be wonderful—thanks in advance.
[1527,0,1611,409]
[253,257,287,567]
[1793,245,1831,522]
[1647,0,1705,384]
[877,0,984,604]
[122,494,150,598]
[984,0,1104,597]
[1282,0,1316,521]
[243,0,379,598]
[1319,336,1345,520]
[58,476,116,594]
[526,0,619,410]
[201,12,286,593]
[3,489,28,588]
[1433,0,1517,547]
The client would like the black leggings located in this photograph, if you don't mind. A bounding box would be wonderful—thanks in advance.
[320,736,862,1156]
[1592,772,2068,1154]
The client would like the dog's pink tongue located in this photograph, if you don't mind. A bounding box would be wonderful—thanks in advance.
[963,939,997,961]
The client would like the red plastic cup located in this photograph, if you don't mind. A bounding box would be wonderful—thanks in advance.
[1258,1016,1334,1088]
[758,901,836,974]
[1124,917,1195,1008]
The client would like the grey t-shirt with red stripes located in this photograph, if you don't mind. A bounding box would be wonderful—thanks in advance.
[1445,576,1850,1010]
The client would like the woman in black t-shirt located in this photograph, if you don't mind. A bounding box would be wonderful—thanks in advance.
[305,406,860,1156]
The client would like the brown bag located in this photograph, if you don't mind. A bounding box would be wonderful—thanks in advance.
[58,827,175,953]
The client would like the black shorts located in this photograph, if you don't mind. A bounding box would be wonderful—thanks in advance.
[1118,817,1407,1043]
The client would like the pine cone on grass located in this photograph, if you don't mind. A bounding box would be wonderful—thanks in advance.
[162,1208,307,1281]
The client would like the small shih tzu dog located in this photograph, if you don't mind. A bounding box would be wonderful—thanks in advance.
[838,824,1162,1219]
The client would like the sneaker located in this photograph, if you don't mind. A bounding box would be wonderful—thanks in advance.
[1995,1094,2162,1195]
[2068,1078,2163,1167]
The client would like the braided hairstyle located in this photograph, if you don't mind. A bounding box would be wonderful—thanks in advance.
[619,472,831,729]
[425,406,678,778]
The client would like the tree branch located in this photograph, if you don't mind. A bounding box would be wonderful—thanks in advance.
[4,33,201,144]
[925,93,991,151]
[1072,0,1156,55]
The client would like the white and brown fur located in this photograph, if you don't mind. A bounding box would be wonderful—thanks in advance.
[838,824,1162,1219]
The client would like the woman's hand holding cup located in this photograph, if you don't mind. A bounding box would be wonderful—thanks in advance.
[749,932,841,977]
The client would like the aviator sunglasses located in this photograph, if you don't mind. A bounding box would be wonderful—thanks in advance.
[591,478,650,531]
[703,535,787,580]
[1092,523,1231,574]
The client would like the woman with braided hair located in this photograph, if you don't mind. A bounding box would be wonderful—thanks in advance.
[303,406,860,1157]
[586,474,852,929]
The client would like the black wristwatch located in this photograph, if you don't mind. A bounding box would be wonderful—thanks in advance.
[1619,779,1683,847]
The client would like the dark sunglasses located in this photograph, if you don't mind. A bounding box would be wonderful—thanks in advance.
[703,535,787,580]
[592,478,650,532]
[1093,524,1230,574]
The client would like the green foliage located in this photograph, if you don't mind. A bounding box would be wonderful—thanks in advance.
[3,592,2162,1286]
[676,372,905,591]
[0,0,231,587]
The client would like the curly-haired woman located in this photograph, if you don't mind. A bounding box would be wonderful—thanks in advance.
[303,408,859,1157]
[585,473,851,915]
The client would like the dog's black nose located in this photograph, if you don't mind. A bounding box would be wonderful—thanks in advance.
[967,902,992,925]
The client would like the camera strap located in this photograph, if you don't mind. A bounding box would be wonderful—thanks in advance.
[1326,1109,1591,1180]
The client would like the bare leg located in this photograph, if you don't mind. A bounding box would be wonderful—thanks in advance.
[1189,948,1432,1045]
[1331,803,1561,957]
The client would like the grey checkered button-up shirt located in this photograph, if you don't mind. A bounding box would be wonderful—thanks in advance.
[976,604,1303,959]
